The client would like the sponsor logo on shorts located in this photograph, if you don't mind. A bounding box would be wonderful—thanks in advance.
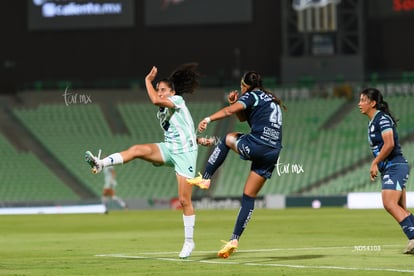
[240,144,251,158]
[383,175,394,185]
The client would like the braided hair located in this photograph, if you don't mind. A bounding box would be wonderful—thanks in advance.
[361,87,398,125]
[241,71,287,111]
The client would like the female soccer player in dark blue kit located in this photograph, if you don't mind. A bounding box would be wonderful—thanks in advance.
[187,71,287,258]
[359,88,414,254]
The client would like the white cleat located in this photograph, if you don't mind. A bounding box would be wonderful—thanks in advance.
[179,240,195,259]
[404,239,414,254]
[85,150,103,174]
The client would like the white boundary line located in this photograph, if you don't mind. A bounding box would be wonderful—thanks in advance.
[95,245,414,273]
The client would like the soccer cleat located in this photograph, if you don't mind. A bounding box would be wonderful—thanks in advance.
[403,239,414,254]
[85,150,103,174]
[186,173,211,189]
[217,239,238,259]
[179,240,195,259]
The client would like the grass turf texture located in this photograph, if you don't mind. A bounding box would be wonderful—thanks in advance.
[0,208,413,275]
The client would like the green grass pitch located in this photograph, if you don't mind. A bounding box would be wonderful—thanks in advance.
[0,208,413,275]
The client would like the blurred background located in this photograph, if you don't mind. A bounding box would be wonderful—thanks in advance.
[1,0,414,211]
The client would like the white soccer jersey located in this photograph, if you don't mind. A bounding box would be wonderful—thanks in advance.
[157,95,197,154]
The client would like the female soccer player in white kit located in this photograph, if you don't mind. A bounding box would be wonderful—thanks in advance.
[85,63,200,258]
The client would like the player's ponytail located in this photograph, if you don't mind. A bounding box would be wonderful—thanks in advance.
[272,94,287,111]
[361,88,398,125]
[241,71,287,111]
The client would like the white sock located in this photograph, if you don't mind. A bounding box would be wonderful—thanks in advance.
[102,153,123,167]
[113,196,127,208]
[183,214,195,241]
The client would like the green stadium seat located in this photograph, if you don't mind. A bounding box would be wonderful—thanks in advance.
[0,134,80,202]
[7,93,414,201]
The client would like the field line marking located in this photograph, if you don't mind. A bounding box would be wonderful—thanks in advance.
[97,244,402,256]
[95,244,414,273]
[96,253,414,273]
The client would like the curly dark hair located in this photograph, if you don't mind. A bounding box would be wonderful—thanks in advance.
[160,62,200,96]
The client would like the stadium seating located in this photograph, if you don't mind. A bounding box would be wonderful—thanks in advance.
[305,142,414,195]
[4,93,414,202]
[0,133,80,202]
[12,101,222,200]
[212,95,414,197]
[299,96,414,195]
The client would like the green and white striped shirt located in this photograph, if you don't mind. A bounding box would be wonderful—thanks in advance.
[157,95,197,154]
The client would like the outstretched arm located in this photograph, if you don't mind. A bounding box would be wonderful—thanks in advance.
[145,66,175,108]
[198,102,244,132]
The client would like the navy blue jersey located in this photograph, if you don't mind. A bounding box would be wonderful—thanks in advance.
[238,90,282,149]
[368,111,406,171]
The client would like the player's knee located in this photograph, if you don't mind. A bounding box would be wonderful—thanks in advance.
[128,145,142,157]
[225,133,237,146]
[178,196,191,208]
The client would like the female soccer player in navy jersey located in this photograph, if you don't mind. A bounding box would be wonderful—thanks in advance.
[85,63,202,259]
[359,87,414,254]
[187,71,287,258]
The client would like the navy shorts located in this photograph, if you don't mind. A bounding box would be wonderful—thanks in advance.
[235,134,281,179]
[381,163,409,191]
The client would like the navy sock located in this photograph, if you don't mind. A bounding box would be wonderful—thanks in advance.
[399,215,414,240]
[202,136,230,179]
[230,194,255,240]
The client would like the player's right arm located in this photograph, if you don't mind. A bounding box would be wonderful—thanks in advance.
[198,102,245,132]
[145,66,175,108]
